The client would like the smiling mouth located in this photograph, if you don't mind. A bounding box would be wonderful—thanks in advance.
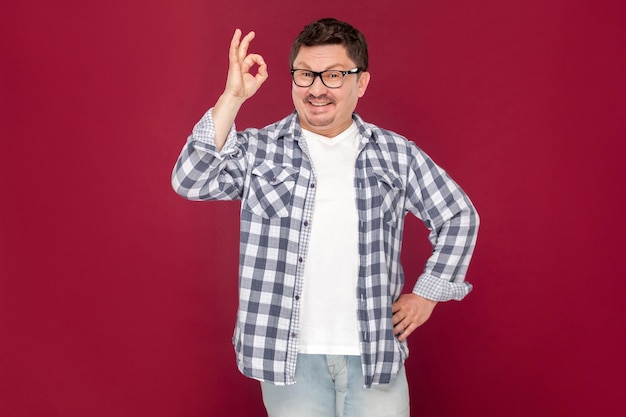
[305,95,334,107]
[308,101,332,107]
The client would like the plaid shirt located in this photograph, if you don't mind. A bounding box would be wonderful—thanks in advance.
[172,109,479,387]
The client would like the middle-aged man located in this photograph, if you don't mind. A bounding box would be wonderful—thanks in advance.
[172,17,479,417]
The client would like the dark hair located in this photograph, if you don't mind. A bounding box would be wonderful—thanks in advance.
[290,18,369,71]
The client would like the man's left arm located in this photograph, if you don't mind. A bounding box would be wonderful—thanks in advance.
[392,143,479,341]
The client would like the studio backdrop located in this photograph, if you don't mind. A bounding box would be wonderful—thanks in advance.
[1,1,624,416]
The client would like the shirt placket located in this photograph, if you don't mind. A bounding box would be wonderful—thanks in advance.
[284,138,316,384]
[354,138,376,385]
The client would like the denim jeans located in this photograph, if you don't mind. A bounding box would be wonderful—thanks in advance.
[260,354,410,417]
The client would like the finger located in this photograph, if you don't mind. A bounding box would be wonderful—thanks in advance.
[229,29,242,64]
[238,31,256,62]
[241,54,269,85]
[393,314,410,333]
[397,322,418,342]
[255,60,268,81]
[241,53,264,72]
[392,313,403,325]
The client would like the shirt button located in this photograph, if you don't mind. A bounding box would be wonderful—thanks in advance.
[303,221,309,226]
[295,295,300,301]
[310,183,315,188]
[298,257,303,263]
[291,332,297,338]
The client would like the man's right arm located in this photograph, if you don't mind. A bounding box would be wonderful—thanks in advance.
[170,29,268,200]
[212,29,268,150]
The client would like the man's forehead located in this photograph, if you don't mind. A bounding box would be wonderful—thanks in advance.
[293,44,354,68]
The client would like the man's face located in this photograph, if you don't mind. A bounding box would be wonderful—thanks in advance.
[291,44,370,138]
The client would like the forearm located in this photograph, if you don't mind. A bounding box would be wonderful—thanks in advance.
[171,109,244,201]
[212,93,245,151]
[413,201,479,301]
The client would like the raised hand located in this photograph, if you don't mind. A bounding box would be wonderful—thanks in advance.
[212,29,268,149]
[223,29,269,102]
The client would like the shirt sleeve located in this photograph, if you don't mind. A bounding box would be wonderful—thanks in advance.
[171,108,248,201]
[404,142,480,301]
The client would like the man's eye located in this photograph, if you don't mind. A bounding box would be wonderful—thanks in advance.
[302,71,314,78]
[327,72,341,79]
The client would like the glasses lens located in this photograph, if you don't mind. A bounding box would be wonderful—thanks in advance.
[321,71,343,88]
[293,70,314,87]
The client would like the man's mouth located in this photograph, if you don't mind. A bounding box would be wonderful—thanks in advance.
[309,101,331,107]
[305,96,333,107]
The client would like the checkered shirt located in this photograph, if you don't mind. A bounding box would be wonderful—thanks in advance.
[172,108,479,387]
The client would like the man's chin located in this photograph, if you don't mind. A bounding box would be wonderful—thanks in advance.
[298,108,332,126]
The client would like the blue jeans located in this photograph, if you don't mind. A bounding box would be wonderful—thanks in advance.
[260,354,410,417]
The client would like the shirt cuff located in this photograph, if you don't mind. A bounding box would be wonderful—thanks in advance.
[412,273,473,302]
[190,108,238,159]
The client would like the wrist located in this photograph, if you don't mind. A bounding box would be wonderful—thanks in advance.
[218,91,246,109]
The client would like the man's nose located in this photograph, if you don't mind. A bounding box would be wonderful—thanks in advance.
[308,74,328,94]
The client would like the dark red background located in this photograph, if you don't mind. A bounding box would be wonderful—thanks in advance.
[1,1,624,416]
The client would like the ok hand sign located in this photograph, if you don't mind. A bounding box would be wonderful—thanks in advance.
[223,29,269,103]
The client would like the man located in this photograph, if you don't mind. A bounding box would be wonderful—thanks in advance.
[172,18,478,417]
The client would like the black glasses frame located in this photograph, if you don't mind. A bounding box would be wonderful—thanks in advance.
[290,68,362,88]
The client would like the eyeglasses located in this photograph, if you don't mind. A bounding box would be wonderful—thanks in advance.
[290,68,362,88]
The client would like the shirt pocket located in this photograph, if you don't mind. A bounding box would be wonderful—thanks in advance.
[372,168,404,226]
[244,162,298,218]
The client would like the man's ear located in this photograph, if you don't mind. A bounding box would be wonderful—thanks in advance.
[357,71,371,98]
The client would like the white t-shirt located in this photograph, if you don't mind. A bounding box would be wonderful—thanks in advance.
[298,122,361,355]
